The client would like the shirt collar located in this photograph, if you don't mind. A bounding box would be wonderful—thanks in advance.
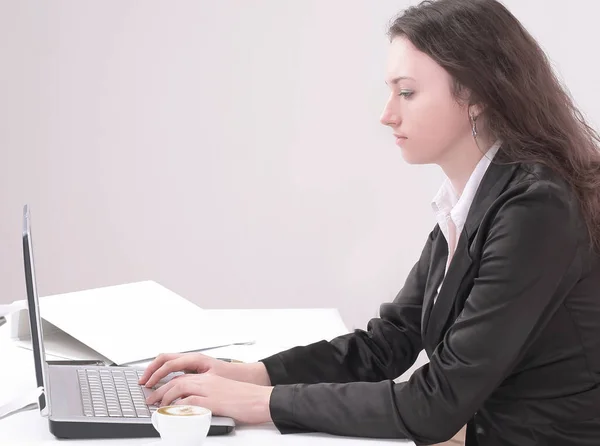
[431,139,502,227]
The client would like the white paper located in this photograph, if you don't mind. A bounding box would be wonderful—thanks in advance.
[0,301,27,318]
[199,308,349,347]
[0,387,42,421]
[200,342,291,363]
[0,338,39,410]
[127,308,350,366]
[13,323,112,363]
[0,331,70,423]
[17,281,254,365]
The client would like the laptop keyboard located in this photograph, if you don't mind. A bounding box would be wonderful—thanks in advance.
[77,368,158,418]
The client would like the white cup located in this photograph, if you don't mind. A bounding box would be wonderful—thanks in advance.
[151,405,212,446]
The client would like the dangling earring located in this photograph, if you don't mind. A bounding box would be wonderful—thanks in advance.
[470,112,478,138]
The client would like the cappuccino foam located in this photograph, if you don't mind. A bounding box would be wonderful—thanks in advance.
[158,405,209,416]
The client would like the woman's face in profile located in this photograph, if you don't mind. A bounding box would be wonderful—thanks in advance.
[380,36,472,166]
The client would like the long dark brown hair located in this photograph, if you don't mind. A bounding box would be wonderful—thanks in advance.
[388,0,600,252]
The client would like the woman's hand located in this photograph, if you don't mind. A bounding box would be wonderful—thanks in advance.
[138,352,271,388]
[138,352,226,388]
[145,373,274,425]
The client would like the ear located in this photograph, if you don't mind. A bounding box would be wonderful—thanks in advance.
[468,103,485,120]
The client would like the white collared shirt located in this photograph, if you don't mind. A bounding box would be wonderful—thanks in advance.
[431,139,502,303]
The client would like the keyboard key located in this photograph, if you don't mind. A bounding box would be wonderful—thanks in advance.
[80,368,152,419]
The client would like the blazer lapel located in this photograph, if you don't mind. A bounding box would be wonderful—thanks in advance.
[423,159,520,353]
[421,232,447,338]
[424,228,473,354]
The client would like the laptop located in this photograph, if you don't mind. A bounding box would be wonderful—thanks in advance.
[21,204,235,438]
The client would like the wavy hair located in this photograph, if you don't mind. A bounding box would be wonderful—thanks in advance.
[388,0,600,252]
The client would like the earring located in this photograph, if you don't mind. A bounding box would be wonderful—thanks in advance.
[470,112,478,138]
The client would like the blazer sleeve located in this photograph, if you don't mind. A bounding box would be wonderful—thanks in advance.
[267,181,583,444]
[259,228,435,386]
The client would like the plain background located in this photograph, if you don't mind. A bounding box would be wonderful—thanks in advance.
[1,1,599,338]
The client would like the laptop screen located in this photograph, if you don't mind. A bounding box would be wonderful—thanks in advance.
[22,204,49,413]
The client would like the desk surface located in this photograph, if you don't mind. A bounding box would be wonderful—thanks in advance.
[0,308,414,446]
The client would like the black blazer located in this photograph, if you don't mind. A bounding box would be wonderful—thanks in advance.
[260,158,600,445]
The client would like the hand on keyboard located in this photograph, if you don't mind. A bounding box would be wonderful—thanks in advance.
[145,372,274,425]
[139,352,267,388]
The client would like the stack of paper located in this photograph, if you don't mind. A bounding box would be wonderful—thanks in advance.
[10,281,254,365]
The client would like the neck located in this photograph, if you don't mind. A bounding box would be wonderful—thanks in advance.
[440,135,495,196]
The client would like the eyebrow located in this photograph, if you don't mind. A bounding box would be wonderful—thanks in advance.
[385,76,416,85]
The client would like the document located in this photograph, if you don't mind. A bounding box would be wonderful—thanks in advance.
[0,301,27,318]
[11,281,254,365]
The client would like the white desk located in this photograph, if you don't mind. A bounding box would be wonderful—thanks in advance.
[0,308,414,446]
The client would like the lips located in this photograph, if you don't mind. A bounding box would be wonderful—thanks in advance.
[393,134,407,147]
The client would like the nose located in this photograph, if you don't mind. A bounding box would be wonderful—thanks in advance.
[380,98,399,127]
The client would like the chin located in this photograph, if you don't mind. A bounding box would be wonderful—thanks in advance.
[399,147,432,165]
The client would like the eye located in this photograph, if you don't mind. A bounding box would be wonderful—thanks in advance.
[398,90,414,98]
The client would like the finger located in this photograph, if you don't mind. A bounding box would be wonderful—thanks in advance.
[145,356,191,388]
[146,379,176,405]
[146,374,209,404]
[170,374,187,381]
[138,353,179,385]
[161,381,205,407]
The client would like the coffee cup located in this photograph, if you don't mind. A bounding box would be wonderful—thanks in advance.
[151,404,212,445]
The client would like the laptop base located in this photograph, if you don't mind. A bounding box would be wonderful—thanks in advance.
[49,418,234,439]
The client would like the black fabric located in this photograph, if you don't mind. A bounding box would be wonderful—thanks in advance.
[260,158,600,445]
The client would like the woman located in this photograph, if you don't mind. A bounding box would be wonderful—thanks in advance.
[139,0,600,444]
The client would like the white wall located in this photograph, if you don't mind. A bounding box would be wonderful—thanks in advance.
[1,0,599,334]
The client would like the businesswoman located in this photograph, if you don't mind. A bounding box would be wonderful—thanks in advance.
[140,0,600,444]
